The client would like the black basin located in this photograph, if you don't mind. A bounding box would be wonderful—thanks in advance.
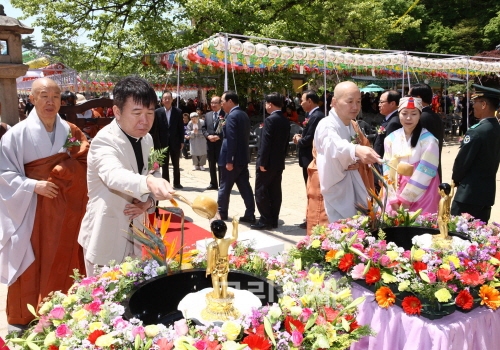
[123,269,281,326]
[379,227,469,250]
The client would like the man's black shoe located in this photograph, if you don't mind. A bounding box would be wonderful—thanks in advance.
[206,184,218,190]
[239,215,256,224]
[173,184,184,189]
[272,222,278,228]
[251,222,272,230]
[298,222,307,229]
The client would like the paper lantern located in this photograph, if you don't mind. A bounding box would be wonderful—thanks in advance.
[292,47,305,60]
[391,54,404,65]
[372,55,383,66]
[268,45,280,59]
[314,48,325,60]
[343,53,355,64]
[280,46,293,60]
[255,43,268,57]
[304,48,316,60]
[243,41,256,56]
[382,54,393,65]
[325,50,336,63]
[420,58,431,69]
[213,36,226,51]
[229,39,243,54]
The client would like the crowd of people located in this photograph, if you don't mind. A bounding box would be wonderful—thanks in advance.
[1,76,500,333]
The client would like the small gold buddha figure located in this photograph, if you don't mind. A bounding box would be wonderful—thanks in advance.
[434,183,452,248]
[202,217,240,320]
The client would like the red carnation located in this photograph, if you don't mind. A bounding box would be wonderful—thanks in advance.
[322,306,339,322]
[284,315,305,334]
[456,290,474,310]
[402,296,422,315]
[413,261,427,274]
[88,329,106,344]
[48,346,59,350]
[344,314,360,331]
[338,253,355,272]
[241,334,272,350]
[365,267,381,284]
[460,269,484,287]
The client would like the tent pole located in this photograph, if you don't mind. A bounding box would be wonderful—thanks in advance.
[224,33,229,91]
[323,45,327,115]
[176,51,180,108]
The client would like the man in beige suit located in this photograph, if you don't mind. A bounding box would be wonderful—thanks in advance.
[78,76,175,276]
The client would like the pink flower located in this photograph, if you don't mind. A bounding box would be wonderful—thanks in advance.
[174,319,189,336]
[132,326,145,340]
[49,306,66,320]
[351,263,366,279]
[156,338,174,350]
[402,251,411,260]
[55,324,72,338]
[69,137,77,142]
[112,316,129,330]
[153,162,159,170]
[379,255,391,267]
[427,272,437,284]
[80,276,98,286]
[85,300,102,314]
[92,286,105,297]
[291,330,304,346]
[34,315,51,333]
[194,340,208,349]
[299,308,313,322]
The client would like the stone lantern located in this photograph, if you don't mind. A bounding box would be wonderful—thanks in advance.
[0,5,33,126]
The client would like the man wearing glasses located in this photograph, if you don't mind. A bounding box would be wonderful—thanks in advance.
[202,96,225,190]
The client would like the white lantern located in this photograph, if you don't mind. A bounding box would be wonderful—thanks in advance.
[314,48,325,60]
[343,53,355,64]
[255,43,268,57]
[353,54,364,66]
[381,54,392,65]
[372,55,383,66]
[214,36,226,51]
[228,39,243,54]
[292,47,305,60]
[280,47,293,60]
[242,41,256,56]
[181,49,189,60]
[334,51,345,64]
[325,50,336,63]
[364,55,374,67]
[268,46,280,59]
[304,48,316,60]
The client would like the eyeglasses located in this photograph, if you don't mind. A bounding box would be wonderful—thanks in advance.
[379,100,388,104]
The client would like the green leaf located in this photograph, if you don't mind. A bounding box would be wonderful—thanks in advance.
[263,316,276,347]
[27,304,38,317]
[341,317,350,332]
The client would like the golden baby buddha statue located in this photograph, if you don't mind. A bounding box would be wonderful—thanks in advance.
[201,217,240,320]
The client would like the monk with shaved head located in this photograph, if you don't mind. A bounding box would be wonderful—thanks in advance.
[0,78,88,331]
[313,81,379,223]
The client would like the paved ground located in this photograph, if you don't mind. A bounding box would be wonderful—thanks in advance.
[2,137,500,337]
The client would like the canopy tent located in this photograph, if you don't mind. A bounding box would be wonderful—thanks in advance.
[360,84,385,92]
[141,33,499,126]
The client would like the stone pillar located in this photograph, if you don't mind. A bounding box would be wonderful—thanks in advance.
[0,5,34,126]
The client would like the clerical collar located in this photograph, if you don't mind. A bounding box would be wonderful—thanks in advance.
[117,122,142,142]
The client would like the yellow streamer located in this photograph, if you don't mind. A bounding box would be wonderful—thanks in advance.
[392,0,420,28]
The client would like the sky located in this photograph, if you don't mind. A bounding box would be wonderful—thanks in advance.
[4,1,43,46]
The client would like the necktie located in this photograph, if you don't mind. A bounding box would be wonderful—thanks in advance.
[214,112,218,129]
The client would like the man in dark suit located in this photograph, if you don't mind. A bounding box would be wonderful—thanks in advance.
[217,91,255,222]
[202,96,225,190]
[251,93,291,230]
[372,90,401,188]
[293,90,325,228]
[150,91,185,189]
[451,85,500,223]
[409,83,445,181]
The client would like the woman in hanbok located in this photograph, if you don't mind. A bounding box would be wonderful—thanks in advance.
[383,97,440,214]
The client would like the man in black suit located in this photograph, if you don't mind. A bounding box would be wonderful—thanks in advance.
[409,83,445,181]
[202,96,225,190]
[217,91,255,222]
[251,93,291,230]
[451,85,500,223]
[149,91,185,189]
[372,90,401,188]
[293,90,325,228]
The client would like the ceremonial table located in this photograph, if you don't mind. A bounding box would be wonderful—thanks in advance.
[350,282,500,350]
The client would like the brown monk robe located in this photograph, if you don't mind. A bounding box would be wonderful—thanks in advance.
[306,120,374,234]
[7,123,88,326]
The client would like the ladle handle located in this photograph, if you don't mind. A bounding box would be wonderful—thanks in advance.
[171,193,193,207]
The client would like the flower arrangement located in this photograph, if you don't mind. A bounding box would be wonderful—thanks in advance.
[148,147,168,173]
[350,133,360,145]
[292,212,500,318]
[8,240,371,350]
[215,115,226,134]
[302,118,309,127]
[376,125,386,135]
[63,131,81,149]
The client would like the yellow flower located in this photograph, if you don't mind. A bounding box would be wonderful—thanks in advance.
[221,341,248,350]
[221,321,241,341]
[398,280,410,292]
[60,346,68,350]
[267,270,279,281]
[375,286,396,308]
[38,301,53,315]
[88,321,102,332]
[300,294,311,307]
[173,336,195,349]
[290,306,302,317]
[382,272,397,284]
[293,258,302,271]
[145,324,160,338]
[71,308,88,321]
[280,295,297,309]
[434,288,452,302]
[334,288,352,301]
[412,249,425,261]
[386,250,399,262]
[440,263,451,270]
[325,250,338,262]
[62,294,78,307]
[311,239,321,248]
[444,255,460,268]
[489,257,500,266]
[120,262,134,274]
[100,269,121,280]
[44,331,57,346]
[308,269,325,285]
[95,334,116,347]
